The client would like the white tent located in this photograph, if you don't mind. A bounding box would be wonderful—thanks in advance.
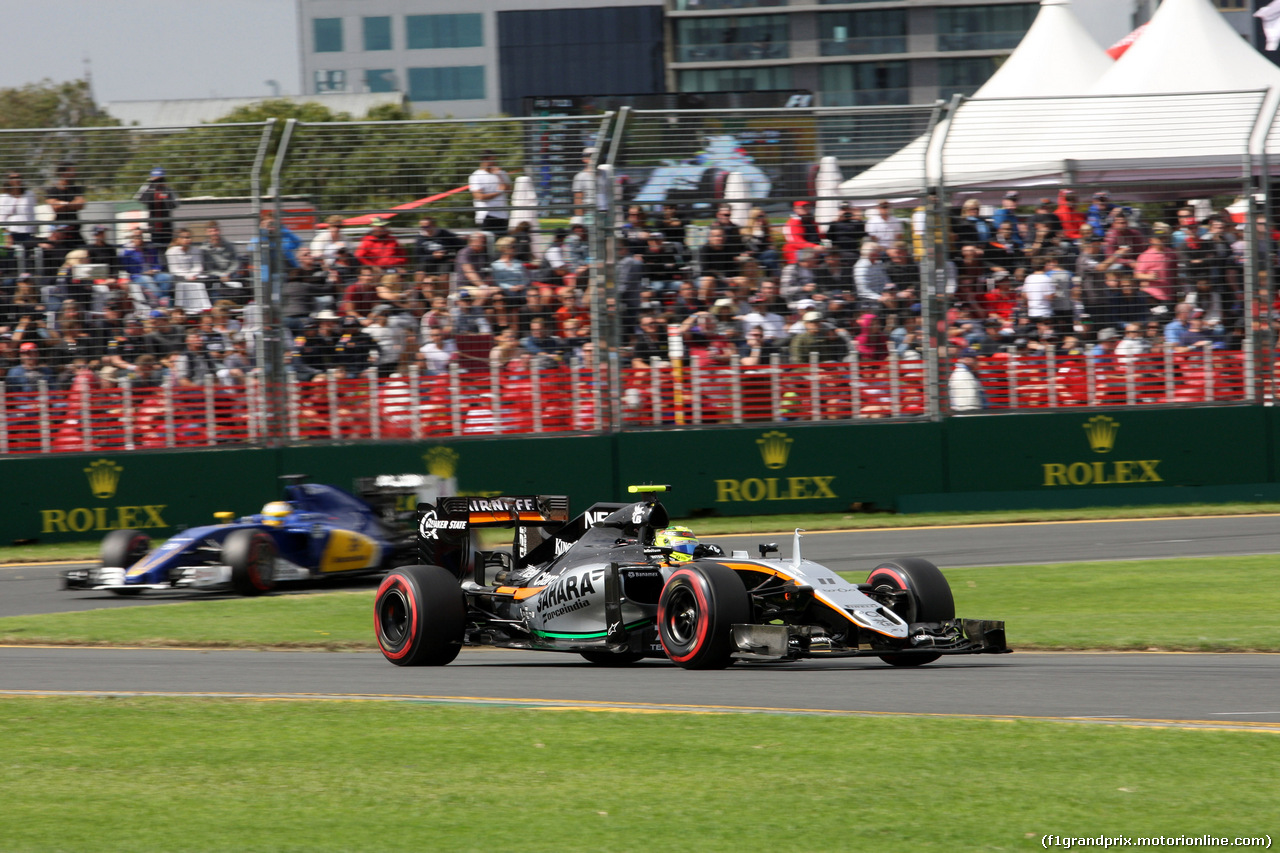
[841,0,1280,200]
[839,0,1112,200]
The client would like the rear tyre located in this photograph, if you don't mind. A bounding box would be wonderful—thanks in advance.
[375,565,466,666]
[100,529,150,569]
[658,562,749,670]
[225,529,278,596]
[867,558,954,667]
[579,650,646,666]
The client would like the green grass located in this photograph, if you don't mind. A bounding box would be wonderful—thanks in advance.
[0,697,1275,852]
[2,556,1278,652]
[9,501,1280,563]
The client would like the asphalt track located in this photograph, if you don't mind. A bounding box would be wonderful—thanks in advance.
[2,515,1278,729]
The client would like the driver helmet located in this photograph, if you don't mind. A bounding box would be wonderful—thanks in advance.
[654,526,698,561]
[261,501,292,526]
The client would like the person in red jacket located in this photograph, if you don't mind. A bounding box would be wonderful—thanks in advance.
[355,217,408,270]
[1056,189,1085,241]
[783,200,822,265]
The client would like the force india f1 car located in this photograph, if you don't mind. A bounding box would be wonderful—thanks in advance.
[63,477,421,596]
[374,486,1009,669]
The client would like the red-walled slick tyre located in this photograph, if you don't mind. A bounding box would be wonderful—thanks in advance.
[225,529,277,596]
[867,558,955,667]
[375,565,466,666]
[658,562,749,670]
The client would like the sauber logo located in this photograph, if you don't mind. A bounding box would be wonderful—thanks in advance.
[1042,416,1161,487]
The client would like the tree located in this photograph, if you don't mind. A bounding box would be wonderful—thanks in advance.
[0,79,118,130]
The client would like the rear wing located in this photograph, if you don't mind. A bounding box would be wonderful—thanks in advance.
[416,495,570,580]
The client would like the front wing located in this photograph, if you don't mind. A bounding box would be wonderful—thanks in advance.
[730,618,1010,662]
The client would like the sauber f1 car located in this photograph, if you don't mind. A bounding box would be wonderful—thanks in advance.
[374,486,1009,669]
[63,477,420,596]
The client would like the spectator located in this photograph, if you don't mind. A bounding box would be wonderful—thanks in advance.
[789,311,844,363]
[866,200,906,246]
[365,307,407,377]
[984,222,1024,277]
[85,226,122,277]
[1021,254,1055,327]
[0,172,37,251]
[135,168,179,247]
[630,314,670,368]
[45,162,85,239]
[1114,321,1148,363]
[341,267,381,323]
[697,227,739,281]
[571,147,598,226]
[1163,302,1195,348]
[454,232,492,298]
[418,325,457,375]
[129,353,164,390]
[171,331,220,386]
[641,231,682,293]
[783,201,822,265]
[5,341,52,393]
[1085,192,1114,238]
[1134,232,1179,305]
[521,317,566,364]
[1029,198,1063,242]
[166,229,210,313]
[415,216,463,278]
[954,198,991,249]
[1055,189,1084,241]
[310,215,348,265]
[451,289,492,335]
[489,327,520,367]
[355,217,407,271]
[741,288,787,341]
[854,242,891,314]
[781,249,821,306]
[1103,211,1147,269]
[469,151,511,233]
[490,236,530,304]
[659,205,688,252]
[824,203,866,262]
[948,348,985,412]
[249,210,301,279]
[884,241,920,292]
[990,192,1024,248]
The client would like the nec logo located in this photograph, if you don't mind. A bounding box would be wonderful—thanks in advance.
[583,511,610,528]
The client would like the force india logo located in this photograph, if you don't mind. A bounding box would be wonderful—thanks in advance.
[1041,416,1162,487]
[715,431,837,503]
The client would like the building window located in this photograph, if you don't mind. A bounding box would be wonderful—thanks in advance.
[1213,0,1247,8]
[406,14,483,49]
[937,5,1037,51]
[819,11,907,56]
[363,16,392,51]
[674,15,789,61]
[820,61,908,106]
[407,66,485,101]
[314,69,347,93]
[938,57,1000,99]
[313,18,343,53]
[365,69,397,93]
[677,66,793,91]
[674,0,786,9]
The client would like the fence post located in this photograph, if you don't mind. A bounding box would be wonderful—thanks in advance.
[570,360,581,432]
[809,353,821,422]
[0,382,9,455]
[1007,351,1019,410]
[204,374,216,446]
[1046,345,1058,409]
[1086,351,1097,407]
[368,368,381,441]
[245,375,257,443]
[770,353,781,422]
[81,380,92,452]
[37,379,50,453]
[1204,346,1215,402]
[408,365,422,441]
[1164,343,1175,403]
[489,359,503,435]
[650,357,662,426]
[449,363,462,437]
[691,357,703,426]
[849,350,861,419]
[1125,357,1137,406]
[287,373,301,443]
[163,380,175,448]
[121,377,135,451]
[531,359,543,433]
[889,352,901,418]
[731,353,743,425]
[327,372,339,440]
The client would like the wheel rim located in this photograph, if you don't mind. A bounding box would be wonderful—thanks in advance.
[378,588,410,646]
[663,584,700,646]
[872,578,915,623]
[251,540,274,587]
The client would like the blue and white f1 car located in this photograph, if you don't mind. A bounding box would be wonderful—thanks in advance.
[62,478,420,596]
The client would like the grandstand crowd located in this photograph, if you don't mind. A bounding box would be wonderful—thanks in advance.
[0,162,1268,425]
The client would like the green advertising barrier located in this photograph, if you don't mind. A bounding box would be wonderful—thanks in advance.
[277,435,616,515]
[616,421,947,517]
[0,448,279,544]
[4,407,1280,543]
[900,407,1276,513]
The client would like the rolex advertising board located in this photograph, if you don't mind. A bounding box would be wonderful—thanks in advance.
[615,422,946,517]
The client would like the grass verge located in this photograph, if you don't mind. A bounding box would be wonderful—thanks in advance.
[0,697,1276,853]
[2,556,1277,652]
[8,500,1280,564]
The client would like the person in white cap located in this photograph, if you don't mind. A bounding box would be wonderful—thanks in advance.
[571,147,598,227]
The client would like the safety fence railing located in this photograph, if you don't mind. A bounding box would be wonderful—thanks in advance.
[3,348,1259,455]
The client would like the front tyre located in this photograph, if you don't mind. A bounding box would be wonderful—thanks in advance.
[375,565,465,666]
[224,529,278,596]
[867,557,955,667]
[100,529,150,569]
[658,563,749,670]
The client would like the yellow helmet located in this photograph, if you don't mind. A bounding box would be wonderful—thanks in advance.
[654,526,698,561]
[261,501,292,526]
